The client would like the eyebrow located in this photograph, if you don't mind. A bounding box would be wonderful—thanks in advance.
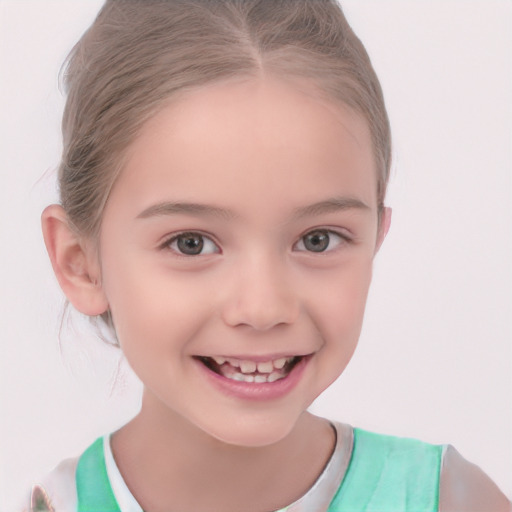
[292,197,370,218]
[137,202,236,220]
[136,196,370,221]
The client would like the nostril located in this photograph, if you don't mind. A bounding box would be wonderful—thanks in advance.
[220,266,299,330]
[222,297,299,331]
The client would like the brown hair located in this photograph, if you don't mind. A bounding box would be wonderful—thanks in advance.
[60,0,391,239]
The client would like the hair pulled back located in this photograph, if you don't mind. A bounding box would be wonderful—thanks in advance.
[60,0,391,238]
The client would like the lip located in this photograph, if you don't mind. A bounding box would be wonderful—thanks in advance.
[200,353,307,363]
[194,354,311,401]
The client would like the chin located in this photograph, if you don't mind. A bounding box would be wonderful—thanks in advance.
[200,412,301,448]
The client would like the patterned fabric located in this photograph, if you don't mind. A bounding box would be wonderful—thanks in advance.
[30,486,55,512]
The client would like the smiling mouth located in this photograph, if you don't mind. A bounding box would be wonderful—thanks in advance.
[196,355,303,383]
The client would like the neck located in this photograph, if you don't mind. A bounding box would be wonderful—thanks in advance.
[111,389,335,512]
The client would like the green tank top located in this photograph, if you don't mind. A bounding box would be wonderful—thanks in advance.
[75,428,443,512]
[329,429,442,511]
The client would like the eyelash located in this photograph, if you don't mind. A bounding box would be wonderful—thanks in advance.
[160,229,352,257]
[160,231,220,257]
[293,229,352,253]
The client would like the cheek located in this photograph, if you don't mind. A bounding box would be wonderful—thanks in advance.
[306,256,374,376]
[100,253,210,355]
[314,257,373,328]
[310,261,374,391]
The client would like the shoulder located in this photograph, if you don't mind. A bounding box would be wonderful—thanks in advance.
[351,427,445,473]
[352,427,445,486]
[28,456,78,512]
[332,428,510,512]
[439,445,511,512]
[331,428,443,510]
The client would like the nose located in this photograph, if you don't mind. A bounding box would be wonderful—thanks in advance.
[221,254,299,331]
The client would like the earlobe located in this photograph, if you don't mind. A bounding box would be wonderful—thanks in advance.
[41,205,108,316]
[375,206,392,253]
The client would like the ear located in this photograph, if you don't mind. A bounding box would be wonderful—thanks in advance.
[41,204,108,316]
[375,206,392,253]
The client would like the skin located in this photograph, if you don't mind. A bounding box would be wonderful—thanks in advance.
[43,76,390,511]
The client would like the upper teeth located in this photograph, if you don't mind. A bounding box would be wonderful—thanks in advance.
[240,360,256,373]
[212,356,292,374]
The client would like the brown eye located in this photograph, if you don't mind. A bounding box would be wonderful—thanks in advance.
[295,229,347,253]
[167,232,219,256]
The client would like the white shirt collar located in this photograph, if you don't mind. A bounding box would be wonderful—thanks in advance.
[103,422,353,512]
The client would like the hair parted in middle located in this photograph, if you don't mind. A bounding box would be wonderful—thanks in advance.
[60,0,390,240]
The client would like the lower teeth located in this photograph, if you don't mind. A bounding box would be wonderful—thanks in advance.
[228,371,285,383]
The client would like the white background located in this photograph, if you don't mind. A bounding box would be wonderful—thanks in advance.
[0,0,510,508]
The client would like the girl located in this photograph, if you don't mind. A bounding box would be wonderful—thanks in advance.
[16,0,510,510]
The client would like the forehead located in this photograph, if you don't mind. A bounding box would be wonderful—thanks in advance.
[108,76,377,219]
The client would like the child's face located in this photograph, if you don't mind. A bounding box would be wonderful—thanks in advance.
[97,76,386,446]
